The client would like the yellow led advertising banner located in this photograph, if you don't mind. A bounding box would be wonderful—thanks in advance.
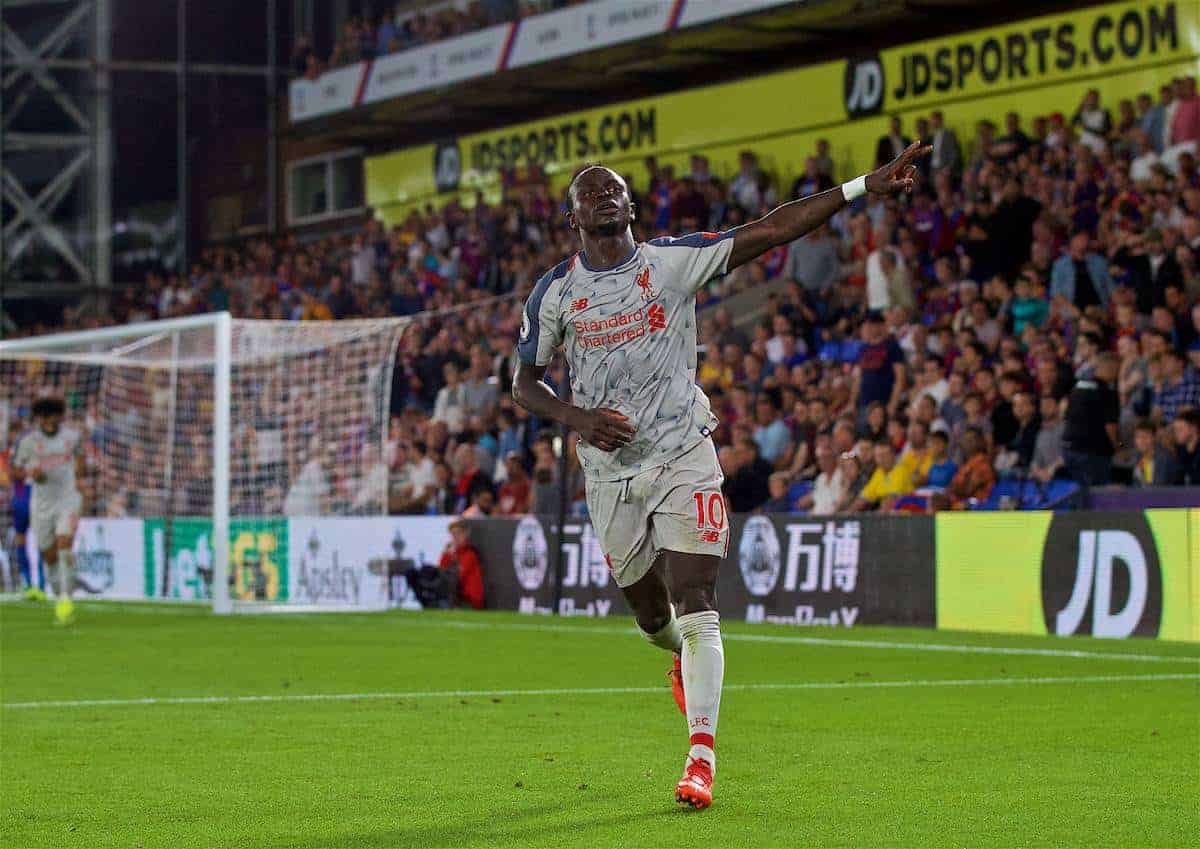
[366,1,1197,221]
[936,510,1196,643]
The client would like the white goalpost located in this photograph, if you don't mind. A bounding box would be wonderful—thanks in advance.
[0,312,411,613]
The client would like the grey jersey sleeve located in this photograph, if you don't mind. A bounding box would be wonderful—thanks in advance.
[647,232,734,293]
[518,259,571,367]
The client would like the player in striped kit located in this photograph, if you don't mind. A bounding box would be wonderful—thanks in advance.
[10,393,85,624]
[513,142,928,808]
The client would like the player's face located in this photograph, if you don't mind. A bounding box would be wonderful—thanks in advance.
[36,413,62,436]
[570,168,633,237]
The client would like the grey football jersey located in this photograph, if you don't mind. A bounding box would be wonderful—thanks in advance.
[518,232,733,481]
[14,425,82,511]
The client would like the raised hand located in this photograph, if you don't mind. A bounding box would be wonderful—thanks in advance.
[866,141,933,195]
[569,407,637,452]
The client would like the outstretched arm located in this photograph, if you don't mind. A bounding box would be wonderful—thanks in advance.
[726,142,931,271]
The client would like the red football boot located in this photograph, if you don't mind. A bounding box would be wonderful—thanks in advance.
[674,755,714,809]
[667,654,686,715]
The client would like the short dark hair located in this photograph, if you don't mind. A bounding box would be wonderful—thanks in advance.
[31,397,65,417]
[930,430,949,444]
[1176,408,1200,430]
[566,162,608,205]
[1134,420,1157,435]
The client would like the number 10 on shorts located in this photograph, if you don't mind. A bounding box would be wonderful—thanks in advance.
[693,492,725,544]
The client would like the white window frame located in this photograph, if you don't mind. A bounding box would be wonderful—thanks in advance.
[286,147,365,226]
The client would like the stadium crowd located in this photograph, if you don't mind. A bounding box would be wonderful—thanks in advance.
[293,0,582,79]
[4,76,1200,522]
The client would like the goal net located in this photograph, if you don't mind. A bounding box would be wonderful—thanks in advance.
[0,313,411,613]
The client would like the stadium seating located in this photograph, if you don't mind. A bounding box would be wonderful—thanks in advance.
[5,75,1200,519]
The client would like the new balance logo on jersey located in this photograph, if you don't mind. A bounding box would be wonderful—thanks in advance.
[635,267,656,302]
[699,529,720,544]
[570,297,589,313]
[648,303,666,332]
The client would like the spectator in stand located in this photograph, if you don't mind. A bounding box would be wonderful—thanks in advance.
[1127,128,1163,184]
[854,311,905,416]
[951,392,992,459]
[1131,420,1177,487]
[451,443,492,514]
[722,434,772,512]
[729,151,764,215]
[1061,352,1120,486]
[495,451,531,515]
[1171,408,1200,484]
[1168,76,1200,149]
[992,111,1032,162]
[1030,395,1065,484]
[1153,348,1200,424]
[791,157,835,200]
[1138,90,1167,152]
[1051,232,1116,310]
[797,442,845,516]
[761,472,795,513]
[852,440,913,512]
[461,486,496,518]
[875,116,911,169]
[432,362,468,434]
[939,426,995,509]
[1073,89,1113,153]
[438,519,485,609]
[995,390,1040,476]
[400,441,437,514]
[928,110,962,177]
[813,138,834,180]
[783,224,841,299]
[897,419,932,483]
[1010,268,1049,335]
[922,430,957,490]
[865,246,914,312]
[283,440,328,516]
[461,352,500,420]
[351,443,389,513]
[752,392,792,467]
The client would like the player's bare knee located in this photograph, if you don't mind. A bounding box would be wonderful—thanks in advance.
[632,591,673,633]
[675,585,716,617]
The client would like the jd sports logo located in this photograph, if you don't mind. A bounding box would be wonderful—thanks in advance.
[1041,514,1162,638]
[433,141,461,193]
[844,56,884,118]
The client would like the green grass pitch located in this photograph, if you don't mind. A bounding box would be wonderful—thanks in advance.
[2,602,1198,848]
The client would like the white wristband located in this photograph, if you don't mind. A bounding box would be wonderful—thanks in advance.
[841,175,868,202]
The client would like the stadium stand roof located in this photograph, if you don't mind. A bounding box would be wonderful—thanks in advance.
[287,0,1089,150]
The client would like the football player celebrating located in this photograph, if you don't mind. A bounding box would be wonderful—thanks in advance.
[513,142,928,808]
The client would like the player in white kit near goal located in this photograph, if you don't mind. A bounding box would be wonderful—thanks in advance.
[513,143,929,809]
[10,392,84,625]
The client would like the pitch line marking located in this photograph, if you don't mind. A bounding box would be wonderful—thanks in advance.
[4,673,1196,711]
[393,618,1200,665]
